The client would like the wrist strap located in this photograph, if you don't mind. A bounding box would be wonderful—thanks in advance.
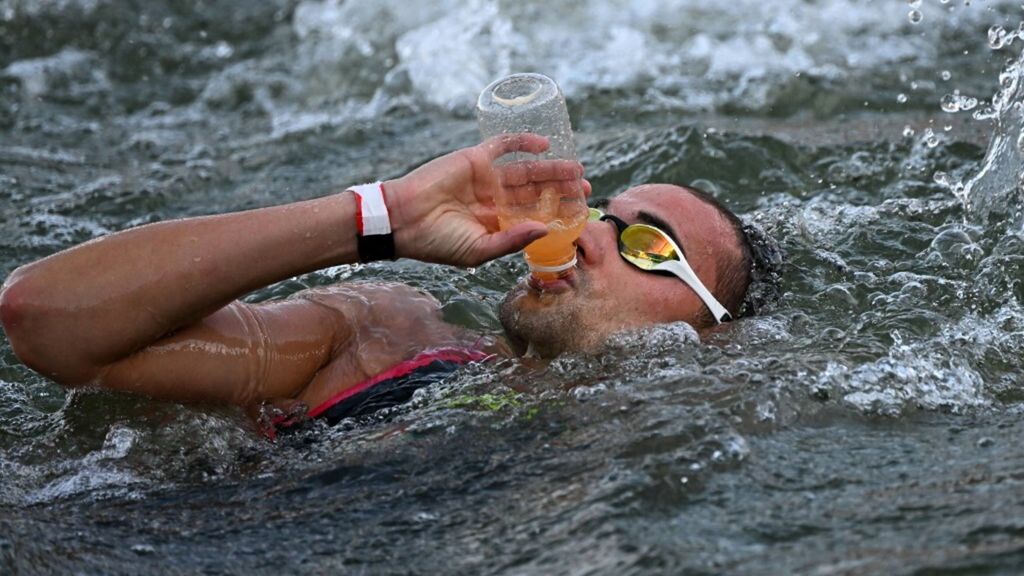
[348,182,395,262]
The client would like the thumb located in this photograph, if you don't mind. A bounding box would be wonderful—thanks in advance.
[472,222,549,264]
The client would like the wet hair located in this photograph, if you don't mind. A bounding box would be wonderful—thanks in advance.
[681,185,785,325]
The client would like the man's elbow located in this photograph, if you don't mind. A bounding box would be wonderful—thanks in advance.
[1,271,55,380]
[1,271,27,340]
[1,273,37,366]
[1,270,99,386]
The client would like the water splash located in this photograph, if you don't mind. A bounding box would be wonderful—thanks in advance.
[961,49,1024,223]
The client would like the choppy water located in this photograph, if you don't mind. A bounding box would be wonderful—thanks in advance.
[5,0,1024,574]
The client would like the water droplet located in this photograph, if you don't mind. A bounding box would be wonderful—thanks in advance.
[903,125,915,137]
[973,105,997,120]
[213,41,234,59]
[897,93,908,103]
[908,9,923,24]
[941,93,960,112]
[941,70,952,81]
[989,25,1007,49]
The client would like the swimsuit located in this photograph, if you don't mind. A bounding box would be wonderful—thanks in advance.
[269,347,491,435]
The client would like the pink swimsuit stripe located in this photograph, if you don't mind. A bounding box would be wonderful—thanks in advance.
[306,347,491,419]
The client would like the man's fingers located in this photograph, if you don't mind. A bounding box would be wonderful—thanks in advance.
[473,222,549,263]
[482,133,550,161]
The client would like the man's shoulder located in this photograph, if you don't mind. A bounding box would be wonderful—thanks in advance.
[290,281,442,325]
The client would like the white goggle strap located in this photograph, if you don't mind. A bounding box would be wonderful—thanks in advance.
[653,259,732,324]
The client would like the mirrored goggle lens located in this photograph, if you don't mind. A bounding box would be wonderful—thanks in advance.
[620,224,679,265]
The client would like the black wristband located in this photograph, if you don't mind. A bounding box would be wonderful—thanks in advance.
[347,182,396,263]
[357,233,396,262]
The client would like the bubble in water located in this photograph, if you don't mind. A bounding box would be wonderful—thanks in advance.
[934,171,951,186]
[923,127,940,148]
[908,9,923,24]
[941,70,952,81]
[1001,72,1015,90]
[940,90,978,114]
[903,125,915,138]
[213,41,234,59]
[944,125,952,132]
[897,93,908,104]
[989,25,1007,49]
[973,104,997,120]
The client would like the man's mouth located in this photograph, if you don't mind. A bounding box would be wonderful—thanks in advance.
[527,266,578,295]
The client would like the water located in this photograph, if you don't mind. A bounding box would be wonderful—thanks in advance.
[4,0,1024,573]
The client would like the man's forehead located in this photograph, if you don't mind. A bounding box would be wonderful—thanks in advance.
[608,185,715,231]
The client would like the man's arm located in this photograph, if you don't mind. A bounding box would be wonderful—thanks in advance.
[0,135,585,405]
[0,194,358,389]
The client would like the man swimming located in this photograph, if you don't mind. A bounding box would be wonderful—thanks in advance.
[0,134,780,429]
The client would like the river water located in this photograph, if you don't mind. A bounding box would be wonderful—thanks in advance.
[4,0,1024,574]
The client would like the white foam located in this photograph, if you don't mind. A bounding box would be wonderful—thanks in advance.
[287,0,1010,115]
[815,300,1024,416]
[2,48,107,99]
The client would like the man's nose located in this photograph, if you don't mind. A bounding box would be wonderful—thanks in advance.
[576,221,610,267]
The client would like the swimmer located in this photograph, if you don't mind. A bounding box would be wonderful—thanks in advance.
[0,134,781,431]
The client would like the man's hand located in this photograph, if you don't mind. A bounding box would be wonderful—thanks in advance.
[384,134,590,267]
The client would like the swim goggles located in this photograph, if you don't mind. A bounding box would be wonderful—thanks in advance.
[588,207,732,324]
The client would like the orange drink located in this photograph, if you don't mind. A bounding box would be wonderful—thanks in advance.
[497,188,588,281]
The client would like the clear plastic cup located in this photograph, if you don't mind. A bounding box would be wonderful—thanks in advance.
[476,73,587,281]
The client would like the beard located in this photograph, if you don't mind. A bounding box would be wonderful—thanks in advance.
[498,271,601,358]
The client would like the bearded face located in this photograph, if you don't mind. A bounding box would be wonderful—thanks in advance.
[498,184,745,357]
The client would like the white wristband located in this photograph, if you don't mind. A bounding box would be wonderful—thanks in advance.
[349,182,391,236]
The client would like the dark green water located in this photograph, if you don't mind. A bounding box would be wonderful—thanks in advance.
[4,0,1024,574]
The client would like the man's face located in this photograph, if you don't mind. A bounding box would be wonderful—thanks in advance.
[498,184,741,356]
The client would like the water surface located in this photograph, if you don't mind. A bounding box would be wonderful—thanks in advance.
[3,0,1024,574]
